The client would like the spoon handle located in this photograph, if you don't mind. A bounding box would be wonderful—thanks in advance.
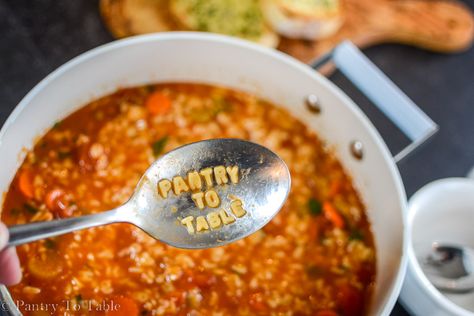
[7,208,123,247]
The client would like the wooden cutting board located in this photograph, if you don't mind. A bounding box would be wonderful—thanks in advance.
[100,0,474,73]
[279,0,474,64]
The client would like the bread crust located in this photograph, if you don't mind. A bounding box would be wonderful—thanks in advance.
[262,0,343,40]
[100,0,176,38]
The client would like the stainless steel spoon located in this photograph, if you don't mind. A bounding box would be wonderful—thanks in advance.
[423,242,474,293]
[7,139,291,249]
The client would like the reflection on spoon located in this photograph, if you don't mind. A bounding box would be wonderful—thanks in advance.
[423,242,474,293]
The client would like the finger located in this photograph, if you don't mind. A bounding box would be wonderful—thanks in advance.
[0,222,9,249]
[0,247,22,285]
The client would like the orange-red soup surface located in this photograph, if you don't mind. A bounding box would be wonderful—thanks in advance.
[2,84,375,316]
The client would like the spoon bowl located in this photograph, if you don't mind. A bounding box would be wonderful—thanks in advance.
[7,139,291,249]
[128,138,291,248]
[423,242,474,293]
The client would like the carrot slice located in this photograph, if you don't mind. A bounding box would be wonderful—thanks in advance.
[17,169,34,199]
[145,92,171,115]
[328,180,343,198]
[107,296,139,316]
[323,201,345,228]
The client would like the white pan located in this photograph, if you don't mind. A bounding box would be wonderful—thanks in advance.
[0,33,437,315]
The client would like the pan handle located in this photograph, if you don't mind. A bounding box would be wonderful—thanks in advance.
[311,41,438,163]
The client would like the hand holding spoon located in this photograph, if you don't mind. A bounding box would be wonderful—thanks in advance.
[7,139,291,249]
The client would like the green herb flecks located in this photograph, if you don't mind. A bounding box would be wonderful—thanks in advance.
[44,239,56,249]
[349,229,364,241]
[10,208,21,216]
[306,265,322,279]
[307,198,322,216]
[176,0,264,40]
[53,121,63,129]
[189,96,231,123]
[57,150,72,160]
[75,294,83,302]
[24,203,38,214]
[152,136,168,157]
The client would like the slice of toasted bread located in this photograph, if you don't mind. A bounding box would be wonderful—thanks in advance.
[262,0,343,40]
[100,0,175,38]
[169,0,279,47]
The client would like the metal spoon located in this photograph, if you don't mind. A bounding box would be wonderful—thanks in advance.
[423,242,474,293]
[7,139,291,249]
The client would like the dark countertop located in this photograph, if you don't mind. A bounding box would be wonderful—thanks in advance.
[1,0,473,315]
